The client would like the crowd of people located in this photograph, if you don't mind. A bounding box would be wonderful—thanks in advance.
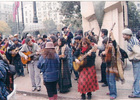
[0,27,140,100]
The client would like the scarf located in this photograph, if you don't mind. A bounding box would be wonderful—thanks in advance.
[81,46,88,53]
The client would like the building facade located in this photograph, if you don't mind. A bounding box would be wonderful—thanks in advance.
[0,2,13,23]
[19,1,64,26]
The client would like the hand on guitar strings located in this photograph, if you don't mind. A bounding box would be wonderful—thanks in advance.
[24,55,28,60]
[36,51,40,55]
[87,51,92,56]
[75,59,80,64]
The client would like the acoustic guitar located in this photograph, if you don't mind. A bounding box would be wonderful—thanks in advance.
[11,46,22,57]
[21,51,36,64]
[73,46,97,71]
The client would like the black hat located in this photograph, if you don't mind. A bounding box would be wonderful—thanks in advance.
[62,27,67,31]
[74,35,82,40]
[13,38,18,42]
[43,35,47,38]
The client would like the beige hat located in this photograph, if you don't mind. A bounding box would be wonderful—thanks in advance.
[45,42,55,49]
[122,28,132,35]
[14,34,18,37]
[9,35,13,38]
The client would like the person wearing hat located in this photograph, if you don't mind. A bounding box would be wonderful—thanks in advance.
[38,42,59,100]
[42,34,48,42]
[9,35,14,46]
[61,26,73,48]
[122,28,140,98]
[19,37,41,91]
[70,35,82,80]
[14,33,22,43]
[8,38,24,77]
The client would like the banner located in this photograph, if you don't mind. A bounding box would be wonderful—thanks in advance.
[13,1,20,22]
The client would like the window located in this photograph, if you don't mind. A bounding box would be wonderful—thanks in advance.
[137,3,140,7]
[25,11,27,16]
[26,18,28,23]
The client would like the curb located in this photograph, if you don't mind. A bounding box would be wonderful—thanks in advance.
[16,90,80,100]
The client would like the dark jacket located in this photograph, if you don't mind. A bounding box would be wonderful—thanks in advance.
[37,54,60,82]
[67,32,73,47]
[0,60,9,100]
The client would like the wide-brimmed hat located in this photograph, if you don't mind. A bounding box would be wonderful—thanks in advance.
[45,42,55,49]
[62,27,67,31]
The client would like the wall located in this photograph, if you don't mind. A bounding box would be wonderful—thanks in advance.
[81,1,128,69]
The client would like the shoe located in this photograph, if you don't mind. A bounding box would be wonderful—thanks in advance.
[74,78,78,80]
[98,80,103,83]
[110,97,116,100]
[16,74,20,77]
[37,87,41,91]
[102,84,108,87]
[20,74,25,77]
[128,94,140,98]
[87,92,92,99]
[32,87,36,91]
[106,93,110,95]
[81,94,86,100]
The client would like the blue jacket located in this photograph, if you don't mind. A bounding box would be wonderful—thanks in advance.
[37,54,60,82]
[0,60,9,100]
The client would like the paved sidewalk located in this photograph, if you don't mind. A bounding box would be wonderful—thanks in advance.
[14,60,140,100]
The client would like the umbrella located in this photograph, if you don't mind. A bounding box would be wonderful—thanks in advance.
[22,23,46,33]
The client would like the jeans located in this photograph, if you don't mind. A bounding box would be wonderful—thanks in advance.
[106,73,117,98]
[132,61,140,96]
[13,58,24,76]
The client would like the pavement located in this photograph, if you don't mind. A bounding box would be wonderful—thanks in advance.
[14,60,140,100]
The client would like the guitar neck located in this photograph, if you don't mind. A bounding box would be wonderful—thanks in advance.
[80,53,89,61]
[28,52,36,57]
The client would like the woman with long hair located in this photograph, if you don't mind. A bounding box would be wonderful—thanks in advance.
[74,37,99,99]
[56,37,72,93]
[38,42,60,100]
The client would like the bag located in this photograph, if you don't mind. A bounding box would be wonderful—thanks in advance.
[8,64,16,75]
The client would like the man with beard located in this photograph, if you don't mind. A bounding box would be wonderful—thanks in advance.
[19,38,41,92]
[122,28,140,98]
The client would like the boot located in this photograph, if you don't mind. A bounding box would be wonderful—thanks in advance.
[81,93,86,100]
[53,94,57,100]
[87,92,92,99]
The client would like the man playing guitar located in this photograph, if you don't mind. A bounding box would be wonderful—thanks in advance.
[8,38,24,77]
[19,37,41,92]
